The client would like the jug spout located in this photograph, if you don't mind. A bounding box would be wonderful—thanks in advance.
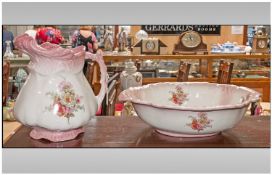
[14,34,86,75]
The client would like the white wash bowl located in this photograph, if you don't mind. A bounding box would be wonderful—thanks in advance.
[119,82,260,137]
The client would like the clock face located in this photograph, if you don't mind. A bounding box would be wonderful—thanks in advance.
[258,40,266,48]
[145,41,156,50]
[181,31,202,48]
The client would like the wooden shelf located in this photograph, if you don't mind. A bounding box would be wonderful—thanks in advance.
[104,54,271,62]
[97,54,271,102]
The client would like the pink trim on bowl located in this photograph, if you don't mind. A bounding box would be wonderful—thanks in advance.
[156,129,219,138]
[132,101,249,112]
[119,82,260,112]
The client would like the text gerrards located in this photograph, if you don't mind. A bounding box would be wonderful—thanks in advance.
[142,25,221,35]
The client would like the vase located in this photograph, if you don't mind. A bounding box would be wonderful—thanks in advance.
[245,42,252,55]
[120,60,142,90]
[13,34,107,142]
[4,40,15,58]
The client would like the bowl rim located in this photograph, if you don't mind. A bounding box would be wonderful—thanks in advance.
[119,82,261,112]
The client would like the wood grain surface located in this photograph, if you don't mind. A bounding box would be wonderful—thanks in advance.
[3,121,22,144]
[3,116,270,148]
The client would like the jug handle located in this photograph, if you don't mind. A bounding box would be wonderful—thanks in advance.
[85,50,108,109]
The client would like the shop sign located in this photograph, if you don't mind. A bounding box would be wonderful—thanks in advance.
[141,25,221,35]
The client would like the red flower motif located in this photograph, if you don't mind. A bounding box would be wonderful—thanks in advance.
[57,103,66,117]
[169,85,188,105]
[45,80,85,121]
[191,119,198,129]
[187,112,213,132]
[65,96,72,103]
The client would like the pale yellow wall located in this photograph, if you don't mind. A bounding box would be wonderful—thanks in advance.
[130,25,244,54]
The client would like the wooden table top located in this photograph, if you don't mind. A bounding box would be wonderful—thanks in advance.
[3,121,22,144]
[3,116,270,148]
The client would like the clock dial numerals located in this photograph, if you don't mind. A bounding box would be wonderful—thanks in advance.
[258,40,266,49]
[145,41,155,50]
[181,32,201,48]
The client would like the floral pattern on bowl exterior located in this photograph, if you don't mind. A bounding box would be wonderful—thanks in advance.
[118,82,261,138]
[169,85,188,105]
[45,80,85,122]
[186,112,213,132]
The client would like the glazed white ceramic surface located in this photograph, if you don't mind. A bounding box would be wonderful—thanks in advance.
[13,34,107,132]
[120,61,142,90]
[119,82,260,137]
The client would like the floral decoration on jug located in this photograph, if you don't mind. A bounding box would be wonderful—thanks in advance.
[45,80,85,121]
[169,85,188,105]
[187,112,213,132]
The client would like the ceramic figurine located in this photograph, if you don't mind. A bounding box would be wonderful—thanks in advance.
[251,101,263,116]
[254,102,263,116]
[4,40,15,58]
[14,68,28,90]
[13,34,108,142]
[3,98,16,121]
[104,27,114,52]
[120,60,142,90]
[118,27,128,52]
[121,102,137,117]
[135,30,148,42]
[245,42,252,55]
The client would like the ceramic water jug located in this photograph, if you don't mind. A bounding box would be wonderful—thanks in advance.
[13,34,107,142]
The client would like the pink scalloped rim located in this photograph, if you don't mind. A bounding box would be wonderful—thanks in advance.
[118,82,261,112]
[14,34,108,109]
[13,34,88,74]
[14,34,86,60]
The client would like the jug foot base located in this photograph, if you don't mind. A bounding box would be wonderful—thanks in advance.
[30,127,84,142]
